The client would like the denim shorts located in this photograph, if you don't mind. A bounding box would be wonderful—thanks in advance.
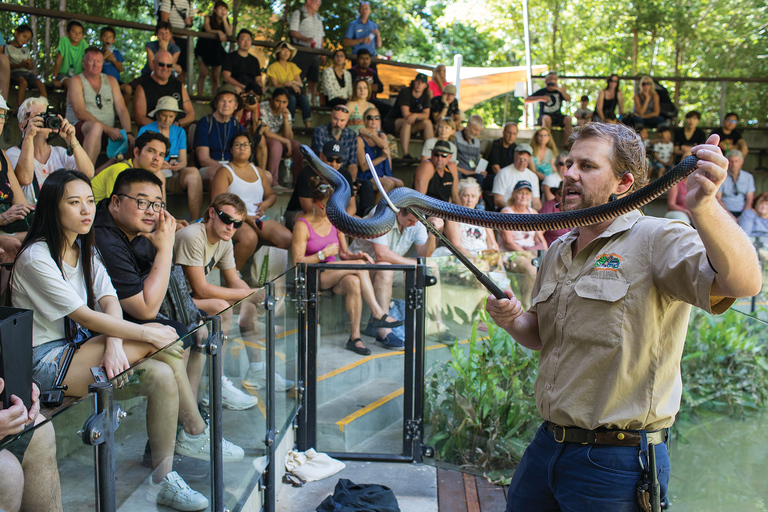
[31,339,69,393]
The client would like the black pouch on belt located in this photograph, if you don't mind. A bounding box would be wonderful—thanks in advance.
[635,430,652,512]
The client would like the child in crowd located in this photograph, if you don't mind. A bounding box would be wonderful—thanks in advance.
[4,24,48,106]
[652,126,675,178]
[99,26,132,107]
[51,20,87,90]
[574,95,592,126]
[195,0,231,95]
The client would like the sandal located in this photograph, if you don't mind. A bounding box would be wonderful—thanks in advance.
[368,314,404,329]
[345,338,371,356]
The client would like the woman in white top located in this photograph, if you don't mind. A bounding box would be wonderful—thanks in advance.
[322,49,353,107]
[211,132,292,270]
[9,169,225,508]
[7,97,94,204]
[441,179,498,256]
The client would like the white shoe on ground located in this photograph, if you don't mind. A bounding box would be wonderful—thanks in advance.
[242,368,295,392]
[145,471,208,511]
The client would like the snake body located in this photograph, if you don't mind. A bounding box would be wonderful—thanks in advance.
[300,145,699,239]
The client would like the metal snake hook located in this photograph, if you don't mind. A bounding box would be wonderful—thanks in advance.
[365,154,506,299]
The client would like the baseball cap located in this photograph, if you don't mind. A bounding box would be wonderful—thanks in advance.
[443,84,457,95]
[515,143,533,155]
[323,141,343,158]
[514,180,532,192]
[433,140,452,153]
[414,73,429,83]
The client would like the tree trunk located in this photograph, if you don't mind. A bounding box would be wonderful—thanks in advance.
[632,26,638,75]
[29,0,37,68]
[58,0,66,37]
[232,0,241,36]
[551,1,560,68]
[673,41,683,107]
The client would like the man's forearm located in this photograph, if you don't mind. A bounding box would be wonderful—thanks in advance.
[15,139,36,186]
[693,203,762,298]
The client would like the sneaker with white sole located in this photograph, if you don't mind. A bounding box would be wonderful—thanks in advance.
[200,376,259,410]
[175,424,245,462]
[146,471,208,511]
[242,368,295,392]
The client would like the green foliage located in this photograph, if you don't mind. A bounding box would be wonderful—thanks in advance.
[424,304,539,475]
[467,94,524,127]
[680,308,768,416]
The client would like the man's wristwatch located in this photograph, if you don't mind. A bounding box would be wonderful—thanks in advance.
[317,250,326,261]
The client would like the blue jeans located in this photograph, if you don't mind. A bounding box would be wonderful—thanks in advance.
[506,423,670,512]
[632,115,665,129]
[288,93,312,123]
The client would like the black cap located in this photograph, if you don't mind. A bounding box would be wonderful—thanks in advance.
[432,140,452,154]
[514,180,532,191]
[323,141,343,158]
[414,73,429,83]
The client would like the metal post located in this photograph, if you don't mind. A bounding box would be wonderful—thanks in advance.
[82,381,126,512]
[720,81,727,122]
[522,0,535,128]
[452,54,463,102]
[306,266,319,449]
[187,36,195,93]
[264,282,277,512]
[403,267,416,460]
[204,315,225,512]
[296,263,309,451]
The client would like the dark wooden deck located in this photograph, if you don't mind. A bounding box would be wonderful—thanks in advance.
[437,467,508,512]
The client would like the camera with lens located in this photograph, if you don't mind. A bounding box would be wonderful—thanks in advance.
[245,93,258,106]
[38,106,62,130]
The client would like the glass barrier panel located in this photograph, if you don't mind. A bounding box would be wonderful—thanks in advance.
[1,396,93,511]
[214,289,269,510]
[273,266,300,444]
[110,323,213,511]
[313,264,406,455]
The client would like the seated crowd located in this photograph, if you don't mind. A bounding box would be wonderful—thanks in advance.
[0,5,761,509]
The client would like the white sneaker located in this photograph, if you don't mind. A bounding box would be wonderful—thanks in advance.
[242,368,295,392]
[146,471,208,511]
[175,424,245,462]
[200,376,259,410]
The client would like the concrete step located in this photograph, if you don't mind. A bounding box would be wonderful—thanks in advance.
[317,378,404,452]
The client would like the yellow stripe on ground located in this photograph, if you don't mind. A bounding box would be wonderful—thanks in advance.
[335,388,404,433]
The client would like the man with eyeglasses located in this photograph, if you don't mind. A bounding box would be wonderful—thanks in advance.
[311,104,359,179]
[175,193,292,396]
[524,71,572,140]
[716,149,754,219]
[285,141,362,230]
[65,46,134,164]
[91,131,171,204]
[414,139,459,209]
[133,49,195,128]
[710,112,749,158]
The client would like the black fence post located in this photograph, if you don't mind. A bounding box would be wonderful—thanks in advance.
[264,282,277,512]
[204,315,225,512]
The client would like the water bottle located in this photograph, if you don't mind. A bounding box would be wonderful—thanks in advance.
[282,158,293,187]
[476,198,486,211]
[68,65,75,77]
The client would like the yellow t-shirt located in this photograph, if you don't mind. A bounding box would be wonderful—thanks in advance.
[265,61,302,86]
[91,160,131,203]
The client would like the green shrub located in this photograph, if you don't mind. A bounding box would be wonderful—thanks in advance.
[680,308,768,416]
[424,305,539,474]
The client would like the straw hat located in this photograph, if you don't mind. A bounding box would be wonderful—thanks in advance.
[272,41,298,61]
[148,96,186,118]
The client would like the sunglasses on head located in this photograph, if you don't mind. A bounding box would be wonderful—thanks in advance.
[365,115,380,120]
[216,209,243,228]
[333,105,349,113]
[156,62,173,68]
[327,156,343,163]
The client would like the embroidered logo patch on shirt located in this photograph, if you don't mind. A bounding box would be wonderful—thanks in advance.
[594,253,622,271]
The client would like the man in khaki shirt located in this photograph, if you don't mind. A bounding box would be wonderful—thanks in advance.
[487,122,761,511]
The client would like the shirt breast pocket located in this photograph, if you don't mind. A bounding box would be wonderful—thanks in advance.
[568,276,630,347]
[532,281,557,342]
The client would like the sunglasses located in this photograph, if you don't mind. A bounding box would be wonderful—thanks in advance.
[609,79,619,83]
[642,82,651,86]
[0,114,6,121]
[432,152,450,158]
[327,156,343,163]
[333,105,349,113]
[216,209,244,228]
[95,93,103,109]
[365,115,380,120]
[156,62,173,68]
[725,119,738,124]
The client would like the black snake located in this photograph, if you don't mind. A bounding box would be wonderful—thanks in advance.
[300,145,699,239]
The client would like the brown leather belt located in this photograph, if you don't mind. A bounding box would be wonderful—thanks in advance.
[545,421,667,446]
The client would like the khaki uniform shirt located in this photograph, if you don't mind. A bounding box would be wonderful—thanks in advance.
[529,210,733,431]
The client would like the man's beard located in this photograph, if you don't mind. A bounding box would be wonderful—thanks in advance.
[561,180,613,211]
[332,126,343,138]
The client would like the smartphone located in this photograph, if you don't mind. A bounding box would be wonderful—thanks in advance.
[169,155,178,165]
[90,366,108,383]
